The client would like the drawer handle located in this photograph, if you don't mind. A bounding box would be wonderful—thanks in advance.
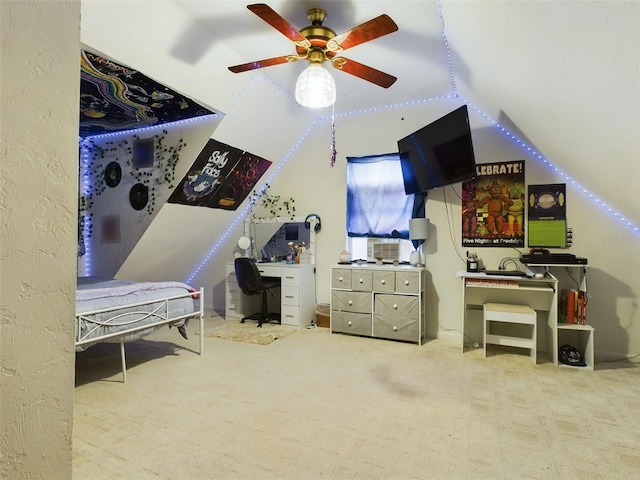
[359,278,364,283]
[339,276,343,281]
[348,321,352,326]
[285,276,294,280]
[348,300,353,305]
[285,295,294,299]
[405,280,410,286]
[393,326,398,331]
[381,279,386,284]
[393,304,398,309]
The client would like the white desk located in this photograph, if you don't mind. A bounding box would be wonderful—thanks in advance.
[226,261,316,329]
[458,271,558,361]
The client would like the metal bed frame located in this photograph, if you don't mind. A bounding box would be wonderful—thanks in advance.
[75,287,204,383]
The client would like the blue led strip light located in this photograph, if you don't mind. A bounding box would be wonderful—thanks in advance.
[465,101,639,235]
[437,0,458,96]
[78,141,94,276]
[333,94,457,120]
[82,114,220,141]
[185,118,321,285]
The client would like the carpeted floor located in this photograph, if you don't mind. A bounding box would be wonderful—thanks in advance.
[73,311,640,479]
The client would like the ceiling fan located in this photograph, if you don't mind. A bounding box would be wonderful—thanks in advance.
[228,3,399,89]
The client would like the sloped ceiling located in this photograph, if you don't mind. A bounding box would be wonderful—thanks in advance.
[79,49,219,137]
[80,0,639,225]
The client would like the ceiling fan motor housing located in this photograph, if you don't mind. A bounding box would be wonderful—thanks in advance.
[298,8,336,60]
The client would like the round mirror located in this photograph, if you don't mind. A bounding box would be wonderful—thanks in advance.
[237,236,251,250]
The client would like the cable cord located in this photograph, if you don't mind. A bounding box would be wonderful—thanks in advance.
[443,186,467,264]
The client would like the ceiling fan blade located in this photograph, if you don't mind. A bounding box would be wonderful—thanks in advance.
[331,57,397,88]
[228,54,301,73]
[326,14,398,53]
[247,4,311,49]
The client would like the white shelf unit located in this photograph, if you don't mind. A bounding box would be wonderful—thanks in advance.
[556,323,595,370]
[524,263,594,370]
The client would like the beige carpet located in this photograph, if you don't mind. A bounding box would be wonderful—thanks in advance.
[203,316,296,345]
[73,311,640,480]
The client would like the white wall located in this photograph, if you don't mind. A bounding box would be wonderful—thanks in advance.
[0,1,78,478]
[119,93,639,360]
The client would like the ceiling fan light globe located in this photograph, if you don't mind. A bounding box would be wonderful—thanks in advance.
[295,63,336,108]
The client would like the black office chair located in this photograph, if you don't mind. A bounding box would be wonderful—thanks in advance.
[234,257,281,328]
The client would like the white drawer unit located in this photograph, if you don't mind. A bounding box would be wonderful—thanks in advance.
[225,261,316,329]
[330,264,427,345]
[225,263,246,319]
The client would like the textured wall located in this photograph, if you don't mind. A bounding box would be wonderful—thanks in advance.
[0,1,79,478]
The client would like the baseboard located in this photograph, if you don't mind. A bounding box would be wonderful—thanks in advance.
[595,349,640,364]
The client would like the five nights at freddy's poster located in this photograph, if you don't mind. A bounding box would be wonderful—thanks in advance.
[168,139,271,210]
[461,160,525,248]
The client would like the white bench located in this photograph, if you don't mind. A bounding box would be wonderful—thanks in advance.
[483,303,537,364]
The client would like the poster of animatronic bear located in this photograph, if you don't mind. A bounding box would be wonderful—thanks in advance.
[461,160,525,248]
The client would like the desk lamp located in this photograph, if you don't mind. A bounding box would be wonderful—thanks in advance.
[409,218,430,267]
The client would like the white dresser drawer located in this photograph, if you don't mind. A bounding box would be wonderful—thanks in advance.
[373,270,395,293]
[332,268,352,288]
[281,286,299,306]
[395,271,421,294]
[281,305,300,326]
[225,296,242,318]
[256,264,282,278]
[330,310,372,336]
[332,290,372,313]
[226,281,242,297]
[373,314,419,342]
[351,270,372,291]
[281,268,301,286]
[375,294,419,317]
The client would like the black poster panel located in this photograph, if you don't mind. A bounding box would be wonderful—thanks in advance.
[168,139,271,210]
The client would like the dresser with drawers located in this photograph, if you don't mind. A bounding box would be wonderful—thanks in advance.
[330,264,427,345]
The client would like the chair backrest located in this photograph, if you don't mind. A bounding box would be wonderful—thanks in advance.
[234,257,264,295]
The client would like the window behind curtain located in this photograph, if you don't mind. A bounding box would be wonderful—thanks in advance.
[346,153,414,238]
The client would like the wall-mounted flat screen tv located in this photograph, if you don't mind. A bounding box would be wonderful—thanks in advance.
[398,105,477,194]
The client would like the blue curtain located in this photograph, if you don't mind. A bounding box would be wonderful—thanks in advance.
[346,153,415,238]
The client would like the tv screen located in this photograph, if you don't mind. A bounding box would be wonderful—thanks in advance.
[398,105,477,194]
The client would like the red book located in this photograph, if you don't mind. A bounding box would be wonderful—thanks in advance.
[578,290,587,324]
[566,290,576,324]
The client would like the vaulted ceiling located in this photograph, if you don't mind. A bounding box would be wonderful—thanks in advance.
[80,1,639,225]
[79,49,218,137]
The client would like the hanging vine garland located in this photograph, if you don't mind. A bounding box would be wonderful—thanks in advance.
[127,130,187,214]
